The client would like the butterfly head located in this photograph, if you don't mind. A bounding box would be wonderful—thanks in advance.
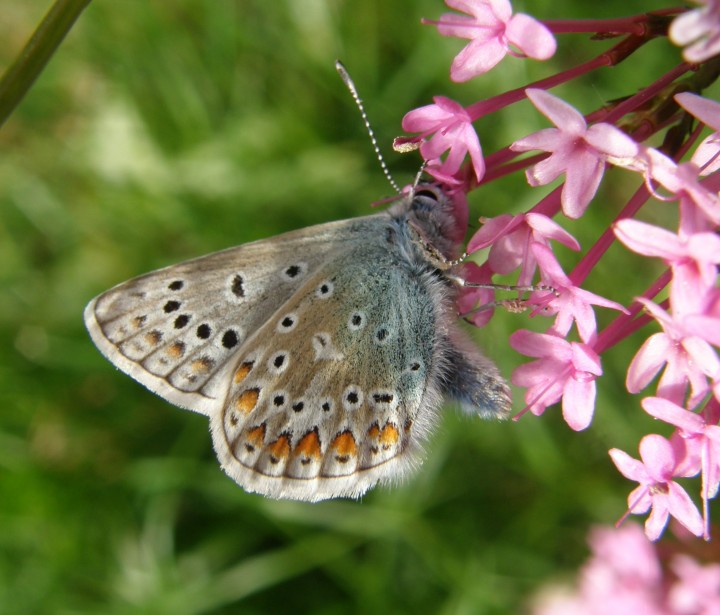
[391,183,467,267]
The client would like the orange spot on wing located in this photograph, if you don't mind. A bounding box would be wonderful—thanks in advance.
[379,423,400,447]
[191,357,214,373]
[267,434,291,462]
[235,388,260,414]
[246,424,266,447]
[145,330,162,345]
[367,424,380,439]
[331,431,357,461]
[167,342,185,358]
[294,430,321,459]
[234,361,254,383]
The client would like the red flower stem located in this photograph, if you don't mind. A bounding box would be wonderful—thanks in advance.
[603,63,693,124]
[480,153,547,184]
[481,63,691,181]
[569,181,653,287]
[466,56,608,120]
[542,18,647,36]
[528,185,563,218]
[542,8,684,34]
[466,32,655,122]
[594,269,672,354]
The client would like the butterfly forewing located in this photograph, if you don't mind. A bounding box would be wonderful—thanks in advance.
[211,234,444,501]
[84,217,381,416]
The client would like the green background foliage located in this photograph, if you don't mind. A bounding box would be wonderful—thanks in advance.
[0,1,706,613]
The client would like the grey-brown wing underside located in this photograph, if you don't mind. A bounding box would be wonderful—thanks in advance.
[208,239,448,500]
[84,216,382,416]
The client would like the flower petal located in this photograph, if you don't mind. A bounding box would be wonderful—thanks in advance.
[676,92,720,133]
[562,150,604,218]
[642,397,706,434]
[626,333,672,393]
[562,377,596,430]
[638,434,675,482]
[667,483,704,537]
[526,213,581,250]
[614,219,685,260]
[525,88,587,133]
[609,448,649,482]
[506,13,556,59]
[450,37,508,81]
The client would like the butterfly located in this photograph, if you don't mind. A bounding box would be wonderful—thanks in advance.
[84,183,511,501]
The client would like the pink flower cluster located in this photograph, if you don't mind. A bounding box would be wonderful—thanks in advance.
[401,0,720,541]
[532,523,720,614]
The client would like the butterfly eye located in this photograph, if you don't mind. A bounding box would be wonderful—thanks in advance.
[413,189,439,201]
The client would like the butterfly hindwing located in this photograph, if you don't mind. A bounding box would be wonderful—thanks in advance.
[84,217,383,416]
[211,231,448,501]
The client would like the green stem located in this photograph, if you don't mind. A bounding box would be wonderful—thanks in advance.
[0,0,92,128]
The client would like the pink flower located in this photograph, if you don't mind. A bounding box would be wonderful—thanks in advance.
[670,0,720,62]
[433,0,556,82]
[643,397,720,538]
[457,261,496,327]
[586,524,662,586]
[578,525,666,613]
[684,288,720,347]
[402,96,485,181]
[614,218,720,315]
[668,554,720,615]
[532,524,720,615]
[626,298,720,409]
[641,148,720,227]
[530,243,627,343]
[676,92,720,174]
[609,434,704,540]
[531,523,666,615]
[510,330,602,430]
[467,212,579,286]
[511,89,640,218]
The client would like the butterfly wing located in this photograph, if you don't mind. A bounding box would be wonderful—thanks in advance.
[210,224,448,501]
[84,217,382,417]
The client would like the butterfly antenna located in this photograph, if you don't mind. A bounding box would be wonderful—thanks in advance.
[336,60,401,194]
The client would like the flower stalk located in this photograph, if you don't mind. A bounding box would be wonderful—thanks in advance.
[403,0,720,541]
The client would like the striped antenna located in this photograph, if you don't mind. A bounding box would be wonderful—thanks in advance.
[336,60,401,194]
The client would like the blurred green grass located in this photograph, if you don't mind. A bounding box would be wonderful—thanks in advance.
[0,1,700,614]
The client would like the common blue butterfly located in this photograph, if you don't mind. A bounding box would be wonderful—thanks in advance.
[84,182,511,501]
